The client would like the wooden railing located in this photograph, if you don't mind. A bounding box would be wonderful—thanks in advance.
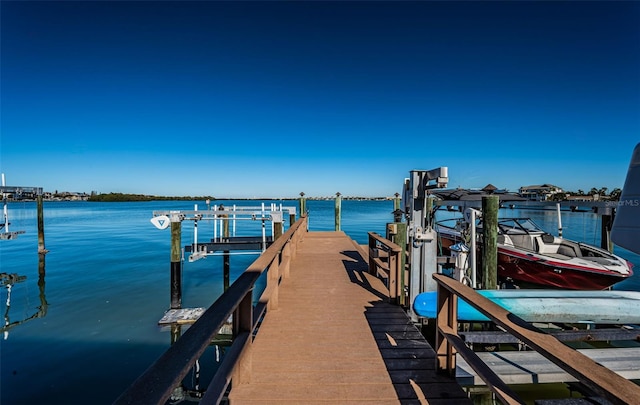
[368,232,404,305]
[113,216,308,405]
[433,273,640,405]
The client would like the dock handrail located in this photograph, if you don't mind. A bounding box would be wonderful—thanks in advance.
[368,232,404,305]
[113,216,308,405]
[433,273,640,405]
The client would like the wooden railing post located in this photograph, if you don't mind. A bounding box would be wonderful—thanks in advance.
[267,255,280,310]
[368,234,376,275]
[282,243,291,279]
[233,291,254,385]
[435,282,457,376]
[388,251,398,304]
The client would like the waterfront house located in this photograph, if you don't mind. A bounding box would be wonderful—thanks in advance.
[518,184,564,201]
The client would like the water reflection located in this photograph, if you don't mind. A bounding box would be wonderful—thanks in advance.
[1,253,48,339]
[165,320,233,403]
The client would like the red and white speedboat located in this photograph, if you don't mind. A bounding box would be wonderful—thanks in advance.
[436,217,633,290]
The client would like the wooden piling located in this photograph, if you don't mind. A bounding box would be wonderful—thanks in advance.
[170,218,182,309]
[390,222,407,306]
[274,221,283,241]
[223,251,230,292]
[335,192,341,231]
[37,253,47,313]
[482,196,498,290]
[393,192,401,211]
[36,194,47,254]
[426,195,434,228]
[222,213,230,241]
[299,192,306,217]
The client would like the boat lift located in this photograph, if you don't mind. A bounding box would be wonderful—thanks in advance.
[151,202,297,262]
[401,167,449,321]
[1,174,43,241]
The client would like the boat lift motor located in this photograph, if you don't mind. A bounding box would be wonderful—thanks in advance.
[402,168,448,322]
[449,243,470,284]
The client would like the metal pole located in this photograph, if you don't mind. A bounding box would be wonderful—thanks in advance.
[193,204,198,252]
[261,203,266,252]
[213,204,218,242]
[233,205,237,237]
[556,203,563,238]
[2,174,8,234]
[601,214,613,253]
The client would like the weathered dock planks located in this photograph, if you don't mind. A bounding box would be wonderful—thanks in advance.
[227,231,471,404]
[456,347,640,386]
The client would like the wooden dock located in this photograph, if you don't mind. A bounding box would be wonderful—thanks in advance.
[456,347,640,386]
[227,231,471,404]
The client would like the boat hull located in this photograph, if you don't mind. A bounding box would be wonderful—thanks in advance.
[496,249,628,290]
[438,234,630,290]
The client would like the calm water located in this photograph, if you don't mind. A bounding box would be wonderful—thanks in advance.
[1,200,638,404]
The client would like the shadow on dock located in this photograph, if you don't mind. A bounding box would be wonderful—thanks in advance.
[341,249,389,302]
[341,248,471,404]
[364,302,472,404]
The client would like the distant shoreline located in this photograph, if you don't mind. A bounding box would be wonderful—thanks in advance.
[7,195,395,203]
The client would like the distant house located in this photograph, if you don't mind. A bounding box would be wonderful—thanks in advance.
[482,184,498,193]
[518,184,564,201]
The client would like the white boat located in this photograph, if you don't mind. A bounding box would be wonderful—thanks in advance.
[437,217,633,290]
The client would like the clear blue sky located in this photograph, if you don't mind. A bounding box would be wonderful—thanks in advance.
[1,1,639,198]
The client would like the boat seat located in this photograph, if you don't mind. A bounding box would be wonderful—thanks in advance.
[541,233,556,243]
[509,235,534,251]
[558,244,582,257]
[535,236,560,254]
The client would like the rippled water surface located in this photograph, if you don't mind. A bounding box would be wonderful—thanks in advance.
[1,199,637,404]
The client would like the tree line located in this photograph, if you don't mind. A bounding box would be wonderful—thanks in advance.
[549,187,622,201]
[88,192,215,202]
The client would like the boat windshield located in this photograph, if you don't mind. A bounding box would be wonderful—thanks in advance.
[478,218,544,235]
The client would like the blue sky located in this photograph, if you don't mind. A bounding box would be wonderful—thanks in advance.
[1,1,639,198]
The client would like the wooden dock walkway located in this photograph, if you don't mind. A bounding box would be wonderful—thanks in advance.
[227,231,471,404]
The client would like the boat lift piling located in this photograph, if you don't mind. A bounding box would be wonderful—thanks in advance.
[481,196,499,290]
[0,174,46,253]
[170,213,183,310]
[335,192,341,231]
[152,203,297,318]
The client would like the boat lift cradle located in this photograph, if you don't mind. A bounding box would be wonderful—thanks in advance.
[0,174,27,240]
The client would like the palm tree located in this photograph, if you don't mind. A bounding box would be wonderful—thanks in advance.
[610,188,622,200]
